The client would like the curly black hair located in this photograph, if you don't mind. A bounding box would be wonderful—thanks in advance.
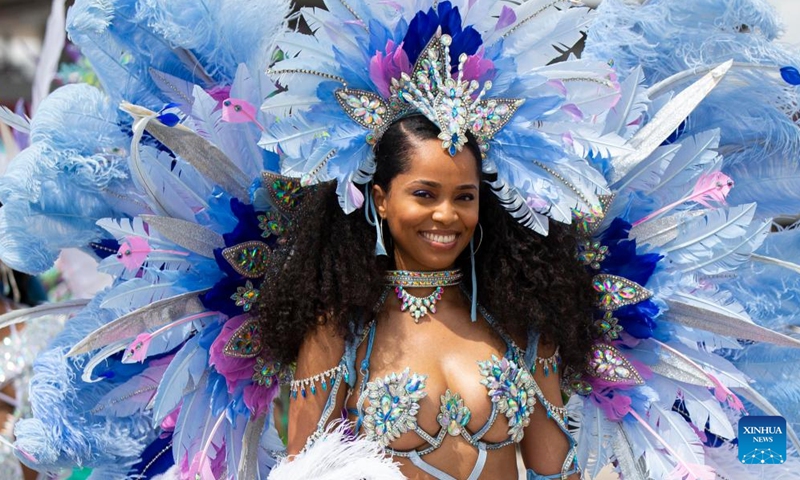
[256,115,595,372]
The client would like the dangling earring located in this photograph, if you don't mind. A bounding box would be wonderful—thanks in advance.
[471,223,484,256]
[468,223,483,322]
[365,190,388,256]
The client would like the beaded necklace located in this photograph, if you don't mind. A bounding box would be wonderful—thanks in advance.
[384,269,462,322]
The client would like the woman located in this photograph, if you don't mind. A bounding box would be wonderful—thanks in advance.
[4,1,800,479]
[259,114,594,479]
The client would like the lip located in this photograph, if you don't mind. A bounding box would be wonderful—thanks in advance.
[419,230,460,249]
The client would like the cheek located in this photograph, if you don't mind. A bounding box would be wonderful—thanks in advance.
[464,203,480,229]
[385,202,427,233]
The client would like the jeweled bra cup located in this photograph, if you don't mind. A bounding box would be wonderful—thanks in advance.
[357,353,536,456]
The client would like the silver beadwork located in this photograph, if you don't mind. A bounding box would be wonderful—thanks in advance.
[290,364,346,399]
[334,34,524,155]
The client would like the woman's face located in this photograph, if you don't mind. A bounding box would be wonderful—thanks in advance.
[373,138,480,271]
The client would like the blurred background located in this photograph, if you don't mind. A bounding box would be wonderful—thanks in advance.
[1,0,799,106]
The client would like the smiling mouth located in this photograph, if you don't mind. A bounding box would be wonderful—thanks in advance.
[420,231,458,245]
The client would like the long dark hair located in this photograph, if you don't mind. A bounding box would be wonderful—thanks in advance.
[256,115,595,372]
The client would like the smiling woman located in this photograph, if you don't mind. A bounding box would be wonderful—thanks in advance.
[372,117,481,272]
[257,114,596,479]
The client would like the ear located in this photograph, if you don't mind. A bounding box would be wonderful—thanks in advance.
[372,184,388,219]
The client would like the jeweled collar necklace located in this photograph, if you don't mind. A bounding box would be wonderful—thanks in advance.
[385,269,462,323]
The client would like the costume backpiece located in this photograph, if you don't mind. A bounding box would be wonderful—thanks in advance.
[1,0,800,479]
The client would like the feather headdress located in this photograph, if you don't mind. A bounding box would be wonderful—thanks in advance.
[1,0,800,479]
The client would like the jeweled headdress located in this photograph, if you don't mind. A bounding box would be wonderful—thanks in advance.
[263,0,619,234]
[335,33,524,156]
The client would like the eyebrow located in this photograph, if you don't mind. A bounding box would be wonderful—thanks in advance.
[411,179,478,190]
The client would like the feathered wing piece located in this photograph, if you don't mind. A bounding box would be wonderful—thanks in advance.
[3,0,800,479]
[561,0,800,478]
[0,0,295,478]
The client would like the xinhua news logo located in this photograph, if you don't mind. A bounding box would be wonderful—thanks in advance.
[738,416,786,464]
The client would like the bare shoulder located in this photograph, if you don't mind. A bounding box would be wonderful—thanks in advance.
[295,317,346,376]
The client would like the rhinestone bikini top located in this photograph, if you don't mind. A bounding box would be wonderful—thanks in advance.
[351,308,545,458]
[356,352,536,456]
[317,303,578,480]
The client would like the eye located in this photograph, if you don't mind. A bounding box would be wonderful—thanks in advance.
[413,190,434,199]
[457,193,476,201]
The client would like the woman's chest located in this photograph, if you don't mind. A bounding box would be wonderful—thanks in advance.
[345,318,528,451]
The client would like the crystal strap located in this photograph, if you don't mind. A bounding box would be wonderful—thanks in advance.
[541,396,568,422]
[385,269,463,288]
[290,364,345,399]
[535,346,561,377]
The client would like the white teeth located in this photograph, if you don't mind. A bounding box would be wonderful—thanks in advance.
[422,232,457,244]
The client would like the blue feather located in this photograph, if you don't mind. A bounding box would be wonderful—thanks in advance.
[151,333,210,423]
[13,293,157,473]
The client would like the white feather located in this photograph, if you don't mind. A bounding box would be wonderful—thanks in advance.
[268,423,404,480]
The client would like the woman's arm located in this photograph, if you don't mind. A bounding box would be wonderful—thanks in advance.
[521,339,581,480]
[286,320,347,455]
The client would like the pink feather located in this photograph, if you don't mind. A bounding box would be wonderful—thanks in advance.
[122,312,218,364]
[633,172,734,226]
[188,415,227,480]
[690,171,734,207]
[116,236,152,272]
[123,332,154,363]
[369,40,412,98]
[221,98,265,131]
[495,6,516,31]
[347,181,365,209]
[591,390,632,420]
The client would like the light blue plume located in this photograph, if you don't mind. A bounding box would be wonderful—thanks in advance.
[644,129,721,207]
[13,293,157,474]
[661,203,758,263]
[498,3,592,72]
[671,217,770,276]
[92,362,168,417]
[28,83,126,157]
[727,344,800,436]
[679,383,735,439]
[0,146,125,273]
[135,0,289,77]
[129,146,197,221]
[586,0,800,176]
[725,157,800,219]
[67,0,188,108]
[722,227,800,333]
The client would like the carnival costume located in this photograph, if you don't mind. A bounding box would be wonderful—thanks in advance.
[2,0,800,479]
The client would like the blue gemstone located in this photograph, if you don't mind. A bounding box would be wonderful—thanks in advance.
[301,388,307,398]
[361,359,369,371]
[292,390,297,399]
[322,380,328,391]
[311,384,317,395]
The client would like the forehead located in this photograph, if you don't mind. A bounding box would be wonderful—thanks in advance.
[396,138,480,185]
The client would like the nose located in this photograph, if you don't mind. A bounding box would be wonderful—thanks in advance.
[431,200,458,225]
